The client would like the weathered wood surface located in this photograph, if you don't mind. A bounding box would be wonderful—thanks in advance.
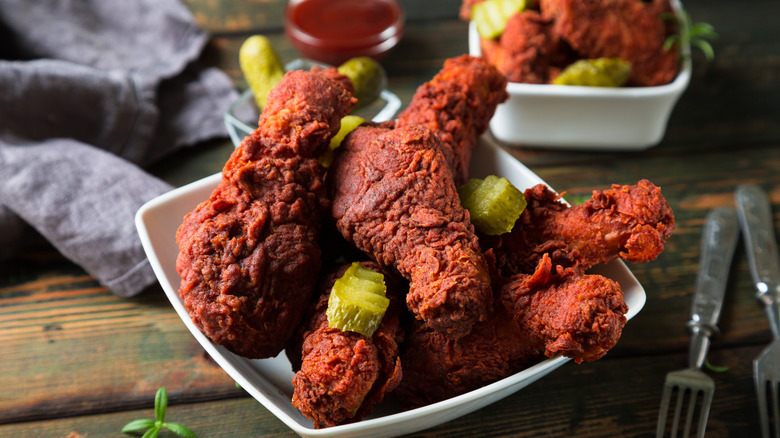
[1,0,779,436]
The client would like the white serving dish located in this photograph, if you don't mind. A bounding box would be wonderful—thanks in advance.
[468,0,691,150]
[135,134,646,437]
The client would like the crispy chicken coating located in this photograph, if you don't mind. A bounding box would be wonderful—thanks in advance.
[539,0,678,86]
[499,255,628,363]
[487,179,675,277]
[465,0,679,86]
[396,254,627,406]
[175,69,355,359]
[397,179,672,406]
[396,54,508,185]
[287,263,404,428]
[480,10,573,84]
[329,124,492,340]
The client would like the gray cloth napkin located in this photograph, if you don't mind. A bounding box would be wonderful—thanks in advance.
[0,0,239,296]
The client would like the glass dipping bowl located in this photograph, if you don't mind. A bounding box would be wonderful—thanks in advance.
[284,0,404,66]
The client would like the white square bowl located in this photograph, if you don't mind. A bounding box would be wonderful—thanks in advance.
[135,135,646,437]
[468,0,691,150]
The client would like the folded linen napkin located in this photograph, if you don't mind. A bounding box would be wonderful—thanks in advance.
[0,0,239,296]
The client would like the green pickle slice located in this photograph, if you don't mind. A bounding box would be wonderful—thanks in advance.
[326,262,389,338]
[239,35,286,110]
[319,115,365,168]
[459,175,527,235]
[553,58,632,87]
[472,0,526,40]
[337,57,388,111]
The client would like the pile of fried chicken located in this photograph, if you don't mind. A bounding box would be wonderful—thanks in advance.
[462,0,680,86]
[175,54,674,428]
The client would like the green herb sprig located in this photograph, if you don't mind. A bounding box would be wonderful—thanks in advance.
[704,358,730,373]
[664,8,718,61]
[122,387,198,438]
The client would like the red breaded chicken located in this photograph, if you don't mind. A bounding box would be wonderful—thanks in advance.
[540,0,678,86]
[175,69,355,359]
[287,263,404,428]
[487,179,675,277]
[396,54,508,186]
[329,124,492,340]
[396,254,627,406]
[480,10,573,84]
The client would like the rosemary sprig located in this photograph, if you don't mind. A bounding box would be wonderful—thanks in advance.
[663,8,718,61]
[122,388,198,438]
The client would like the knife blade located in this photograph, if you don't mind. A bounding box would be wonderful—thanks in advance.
[735,184,780,337]
[686,206,739,369]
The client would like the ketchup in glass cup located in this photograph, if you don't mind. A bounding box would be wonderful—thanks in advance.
[284,0,404,66]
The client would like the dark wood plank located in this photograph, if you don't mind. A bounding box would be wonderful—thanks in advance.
[0,345,761,437]
[0,259,241,424]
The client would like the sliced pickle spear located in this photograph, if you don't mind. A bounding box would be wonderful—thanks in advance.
[553,58,632,87]
[459,175,527,235]
[472,0,526,40]
[326,262,389,337]
[239,35,286,110]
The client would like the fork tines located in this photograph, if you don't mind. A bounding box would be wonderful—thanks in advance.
[756,354,780,438]
[656,370,714,438]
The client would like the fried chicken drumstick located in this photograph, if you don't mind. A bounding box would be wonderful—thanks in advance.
[396,54,508,185]
[328,55,507,340]
[286,263,405,428]
[397,254,628,406]
[487,179,675,277]
[175,69,355,359]
[329,124,492,340]
[396,180,673,406]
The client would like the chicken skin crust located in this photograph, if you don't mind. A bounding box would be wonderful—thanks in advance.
[287,263,404,429]
[539,0,678,86]
[175,69,355,359]
[487,179,675,277]
[397,254,627,406]
[396,54,508,186]
[480,10,573,84]
[329,124,492,340]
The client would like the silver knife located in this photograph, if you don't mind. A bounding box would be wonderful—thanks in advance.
[735,184,780,322]
[735,184,780,438]
[686,206,740,368]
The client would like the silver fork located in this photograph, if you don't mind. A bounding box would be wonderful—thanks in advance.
[656,206,739,438]
[735,184,780,438]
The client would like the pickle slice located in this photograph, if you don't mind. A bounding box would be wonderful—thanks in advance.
[472,0,526,40]
[319,115,365,168]
[326,262,389,337]
[337,57,388,111]
[553,58,632,87]
[239,35,286,110]
[459,175,527,235]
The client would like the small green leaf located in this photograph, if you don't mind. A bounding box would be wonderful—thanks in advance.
[141,427,161,438]
[663,6,717,61]
[692,40,715,61]
[154,387,168,423]
[164,422,199,438]
[121,418,156,434]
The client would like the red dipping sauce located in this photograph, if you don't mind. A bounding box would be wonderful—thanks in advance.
[284,0,404,66]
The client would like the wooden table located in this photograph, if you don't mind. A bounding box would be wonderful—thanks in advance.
[1,0,778,436]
